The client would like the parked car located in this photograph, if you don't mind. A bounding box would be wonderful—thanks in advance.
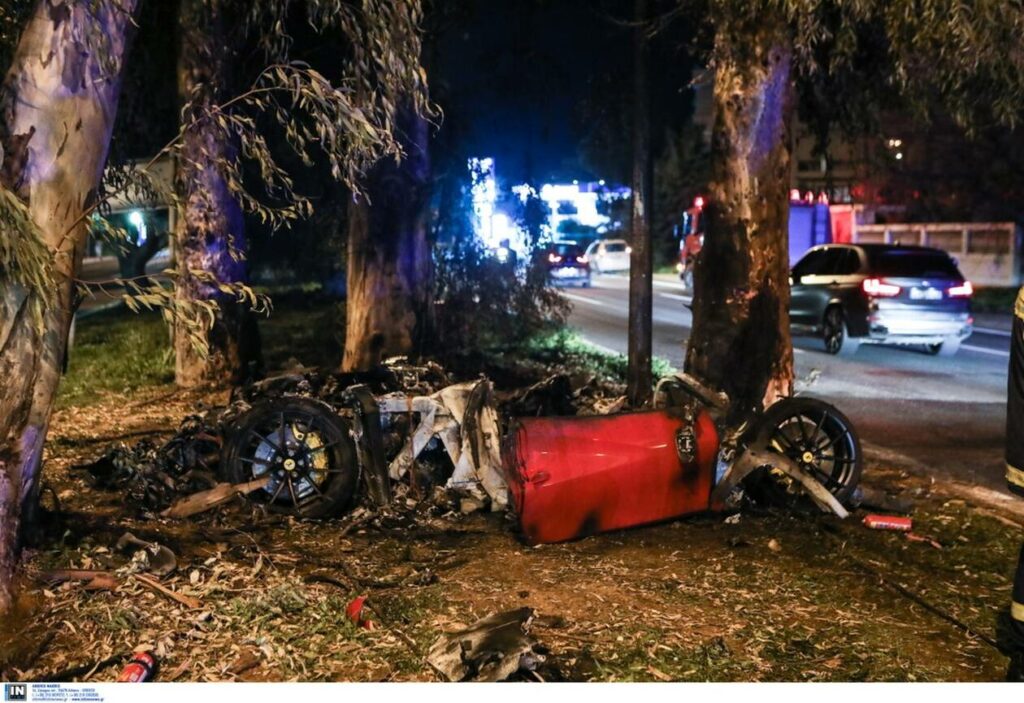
[789,243,974,356]
[585,239,631,273]
[539,242,591,287]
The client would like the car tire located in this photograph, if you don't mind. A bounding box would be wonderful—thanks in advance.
[928,337,962,357]
[581,276,591,288]
[221,397,359,518]
[822,306,859,356]
[745,396,863,508]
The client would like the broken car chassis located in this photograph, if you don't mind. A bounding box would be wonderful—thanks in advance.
[220,367,862,543]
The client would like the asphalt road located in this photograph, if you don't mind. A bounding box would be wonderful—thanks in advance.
[78,253,170,313]
[562,272,1013,496]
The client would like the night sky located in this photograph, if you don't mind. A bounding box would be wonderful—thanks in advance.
[434,0,637,185]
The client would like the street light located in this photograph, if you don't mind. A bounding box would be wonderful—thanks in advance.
[128,209,147,244]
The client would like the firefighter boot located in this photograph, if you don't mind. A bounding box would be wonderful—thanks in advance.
[998,543,1024,681]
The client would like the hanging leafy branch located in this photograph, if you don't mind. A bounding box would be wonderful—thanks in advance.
[697,0,1024,132]
[9,0,433,357]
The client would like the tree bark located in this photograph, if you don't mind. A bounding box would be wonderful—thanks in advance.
[0,0,140,610]
[626,0,653,407]
[342,107,432,372]
[174,0,261,387]
[685,29,795,421]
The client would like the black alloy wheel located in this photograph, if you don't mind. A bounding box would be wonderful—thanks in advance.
[221,397,359,518]
[822,307,846,355]
[747,396,863,507]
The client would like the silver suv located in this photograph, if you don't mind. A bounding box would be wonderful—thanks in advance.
[789,244,974,356]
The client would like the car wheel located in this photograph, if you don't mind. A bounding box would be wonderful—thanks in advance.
[822,307,859,356]
[581,276,592,288]
[221,397,359,518]
[746,396,863,508]
[929,338,962,357]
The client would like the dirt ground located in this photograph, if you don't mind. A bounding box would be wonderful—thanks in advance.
[2,382,1022,682]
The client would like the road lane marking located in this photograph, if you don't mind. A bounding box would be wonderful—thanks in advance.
[973,327,1012,337]
[961,344,1009,357]
[562,292,609,307]
[660,292,692,303]
[652,279,688,291]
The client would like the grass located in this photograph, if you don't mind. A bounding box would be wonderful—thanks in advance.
[60,306,174,408]
[58,294,677,411]
[59,291,343,408]
[524,327,676,380]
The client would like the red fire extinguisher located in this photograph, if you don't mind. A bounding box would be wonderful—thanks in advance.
[117,652,158,682]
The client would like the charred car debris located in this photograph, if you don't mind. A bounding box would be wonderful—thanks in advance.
[78,358,863,542]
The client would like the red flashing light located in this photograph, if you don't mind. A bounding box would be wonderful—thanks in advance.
[948,281,973,298]
[693,196,705,209]
[862,278,901,297]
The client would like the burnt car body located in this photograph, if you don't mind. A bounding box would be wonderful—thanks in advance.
[503,409,721,544]
[790,243,974,356]
[220,364,861,545]
[502,375,860,544]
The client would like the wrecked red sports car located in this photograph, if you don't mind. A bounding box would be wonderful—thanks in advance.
[503,374,861,544]
[220,365,861,544]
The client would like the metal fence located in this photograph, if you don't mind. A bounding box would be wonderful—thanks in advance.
[851,222,1020,287]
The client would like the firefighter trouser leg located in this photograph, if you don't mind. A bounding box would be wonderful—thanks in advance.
[1003,292,1024,657]
[1013,543,1024,644]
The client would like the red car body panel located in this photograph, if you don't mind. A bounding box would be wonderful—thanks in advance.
[503,409,720,544]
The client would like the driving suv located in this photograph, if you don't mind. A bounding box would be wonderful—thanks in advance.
[789,244,973,356]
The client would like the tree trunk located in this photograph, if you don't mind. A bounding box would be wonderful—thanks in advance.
[626,0,653,407]
[117,230,166,283]
[0,0,140,610]
[342,108,432,372]
[174,0,260,387]
[685,30,795,421]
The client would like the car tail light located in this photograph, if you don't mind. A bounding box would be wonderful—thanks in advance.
[577,255,589,264]
[862,278,901,297]
[948,281,973,298]
[548,253,562,264]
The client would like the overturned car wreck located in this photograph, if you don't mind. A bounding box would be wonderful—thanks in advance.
[504,374,859,543]
[86,359,862,543]
[216,362,861,541]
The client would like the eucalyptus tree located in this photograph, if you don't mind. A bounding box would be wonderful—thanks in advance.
[0,0,431,609]
[342,105,433,371]
[174,0,432,385]
[341,3,437,372]
[678,0,1024,419]
[0,0,142,609]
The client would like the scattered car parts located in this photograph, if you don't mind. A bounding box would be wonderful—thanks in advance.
[84,357,862,546]
[426,607,545,682]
